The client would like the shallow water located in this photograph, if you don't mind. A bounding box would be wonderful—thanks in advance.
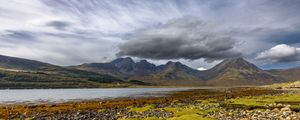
[0,88,191,104]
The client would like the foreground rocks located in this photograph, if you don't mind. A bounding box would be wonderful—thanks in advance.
[9,103,299,120]
[208,105,300,120]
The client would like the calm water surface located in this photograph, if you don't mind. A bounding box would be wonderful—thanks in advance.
[0,88,191,104]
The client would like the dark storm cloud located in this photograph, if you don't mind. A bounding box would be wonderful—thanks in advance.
[268,28,300,44]
[45,21,71,30]
[117,18,241,61]
[272,33,300,44]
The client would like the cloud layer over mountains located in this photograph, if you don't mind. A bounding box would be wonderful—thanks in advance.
[0,0,300,69]
[118,18,241,61]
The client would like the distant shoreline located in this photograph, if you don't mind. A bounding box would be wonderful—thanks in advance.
[0,85,261,90]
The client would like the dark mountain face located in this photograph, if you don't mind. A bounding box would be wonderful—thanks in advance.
[73,58,158,76]
[133,60,157,74]
[111,57,135,73]
[0,55,54,70]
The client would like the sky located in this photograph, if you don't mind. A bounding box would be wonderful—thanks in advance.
[0,0,300,70]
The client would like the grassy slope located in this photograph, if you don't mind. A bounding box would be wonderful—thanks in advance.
[268,80,300,89]
[0,68,132,89]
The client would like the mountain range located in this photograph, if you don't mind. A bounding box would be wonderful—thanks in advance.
[71,57,295,86]
[0,54,299,88]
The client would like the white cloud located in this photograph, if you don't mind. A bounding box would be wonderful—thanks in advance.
[256,44,300,63]
[197,67,207,71]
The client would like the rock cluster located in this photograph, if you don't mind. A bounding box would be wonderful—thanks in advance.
[206,105,300,120]
[6,103,300,120]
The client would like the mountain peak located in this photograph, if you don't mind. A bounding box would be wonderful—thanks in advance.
[201,57,263,80]
[204,57,283,86]
[136,59,154,67]
[111,57,134,64]
[138,60,150,64]
[224,57,245,62]
[110,57,135,73]
[221,57,260,70]
[166,61,183,66]
[134,60,157,74]
[161,61,197,72]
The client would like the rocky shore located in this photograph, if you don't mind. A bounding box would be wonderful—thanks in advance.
[208,104,300,120]
[1,87,299,120]
[10,102,300,120]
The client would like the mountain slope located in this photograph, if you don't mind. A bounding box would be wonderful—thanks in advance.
[72,63,123,77]
[0,67,129,89]
[268,67,300,81]
[0,55,56,70]
[0,55,133,88]
[204,57,283,86]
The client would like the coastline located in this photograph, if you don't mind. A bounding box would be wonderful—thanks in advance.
[2,87,300,119]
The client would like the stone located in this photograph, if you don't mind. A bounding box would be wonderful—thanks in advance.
[281,107,291,112]
[272,108,280,113]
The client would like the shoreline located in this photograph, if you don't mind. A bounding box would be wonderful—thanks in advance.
[0,86,259,106]
[2,87,299,119]
[0,85,261,90]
